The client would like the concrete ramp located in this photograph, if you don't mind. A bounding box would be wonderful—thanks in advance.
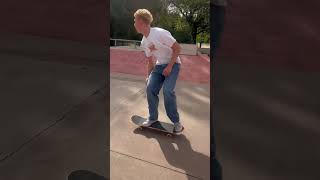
[110,73,210,180]
[110,49,210,83]
[180,44,198,56]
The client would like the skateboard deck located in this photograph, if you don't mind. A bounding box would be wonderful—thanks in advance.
[131,115,175,136]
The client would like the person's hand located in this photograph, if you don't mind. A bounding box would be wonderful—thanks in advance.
[145,77,149,85]
[162,64,173,77]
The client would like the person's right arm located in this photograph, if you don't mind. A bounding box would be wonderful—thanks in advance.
[146,56,154,81]
[141,39,154,81]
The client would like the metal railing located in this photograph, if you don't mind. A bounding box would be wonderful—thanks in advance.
[110,38,141,49]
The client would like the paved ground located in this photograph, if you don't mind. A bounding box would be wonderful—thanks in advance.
[214,61,320,180]
[110,45,211,179]
[0,33,210,180]
[0,34,108,179]
[110,73,210,180]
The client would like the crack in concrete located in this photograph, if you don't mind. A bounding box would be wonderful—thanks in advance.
[110,149,203,180]
[0,83,107,163]
[0,152,9,161]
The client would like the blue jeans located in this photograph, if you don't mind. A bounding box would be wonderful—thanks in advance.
[146,63,180,123]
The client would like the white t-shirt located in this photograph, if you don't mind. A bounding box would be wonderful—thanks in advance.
[140,27,181,65]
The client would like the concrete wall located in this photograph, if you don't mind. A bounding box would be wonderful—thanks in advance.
[180,44,198,56]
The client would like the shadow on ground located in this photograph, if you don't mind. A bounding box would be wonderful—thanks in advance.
[68,170,108,180]
[133,128,209,180]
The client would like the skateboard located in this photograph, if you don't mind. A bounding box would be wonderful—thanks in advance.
[131,115,177,137]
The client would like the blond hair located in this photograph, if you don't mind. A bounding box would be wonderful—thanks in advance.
[134,9,153,25]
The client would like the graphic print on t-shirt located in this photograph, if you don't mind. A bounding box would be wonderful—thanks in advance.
[141,27,181,65]
[148,44,157,52]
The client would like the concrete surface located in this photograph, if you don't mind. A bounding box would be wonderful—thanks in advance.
[0,34,108,179]
[110,48,210,83]
[180,44,198,56]
[214,62,320,180]
[110,73,210,180]
[111,152,199,180]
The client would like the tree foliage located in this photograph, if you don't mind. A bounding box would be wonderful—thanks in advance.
[110,0,162,40]
[165,0,210,43]
[110,0,209,44]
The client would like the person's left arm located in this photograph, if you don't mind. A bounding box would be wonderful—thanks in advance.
[161,30,181,76]
[163,42,181,76]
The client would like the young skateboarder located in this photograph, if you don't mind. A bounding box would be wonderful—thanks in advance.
[133,9,184,134]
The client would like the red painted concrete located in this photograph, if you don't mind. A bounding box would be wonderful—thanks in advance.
[110,49,210,83]
[218,0,320,71]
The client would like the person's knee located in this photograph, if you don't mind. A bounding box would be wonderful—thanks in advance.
[146,84,152,95]
[146,84,157,96]
[163,87,174,97]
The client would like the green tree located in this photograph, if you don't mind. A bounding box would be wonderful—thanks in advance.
[110,0,198,44]
[110,0,163,40]
[154,6,193,43]
[164,0,210,43]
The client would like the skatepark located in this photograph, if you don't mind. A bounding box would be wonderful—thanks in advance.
[0,31,210,179]
[1,0,320,179]
[2,31,320,180]
[110,47,210,180]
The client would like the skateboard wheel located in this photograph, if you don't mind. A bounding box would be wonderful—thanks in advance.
[166,134,172,137]
[138,127,143,130]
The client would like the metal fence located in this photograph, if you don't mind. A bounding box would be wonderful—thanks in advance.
[110,38,210,55]
[110,38,141,50]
